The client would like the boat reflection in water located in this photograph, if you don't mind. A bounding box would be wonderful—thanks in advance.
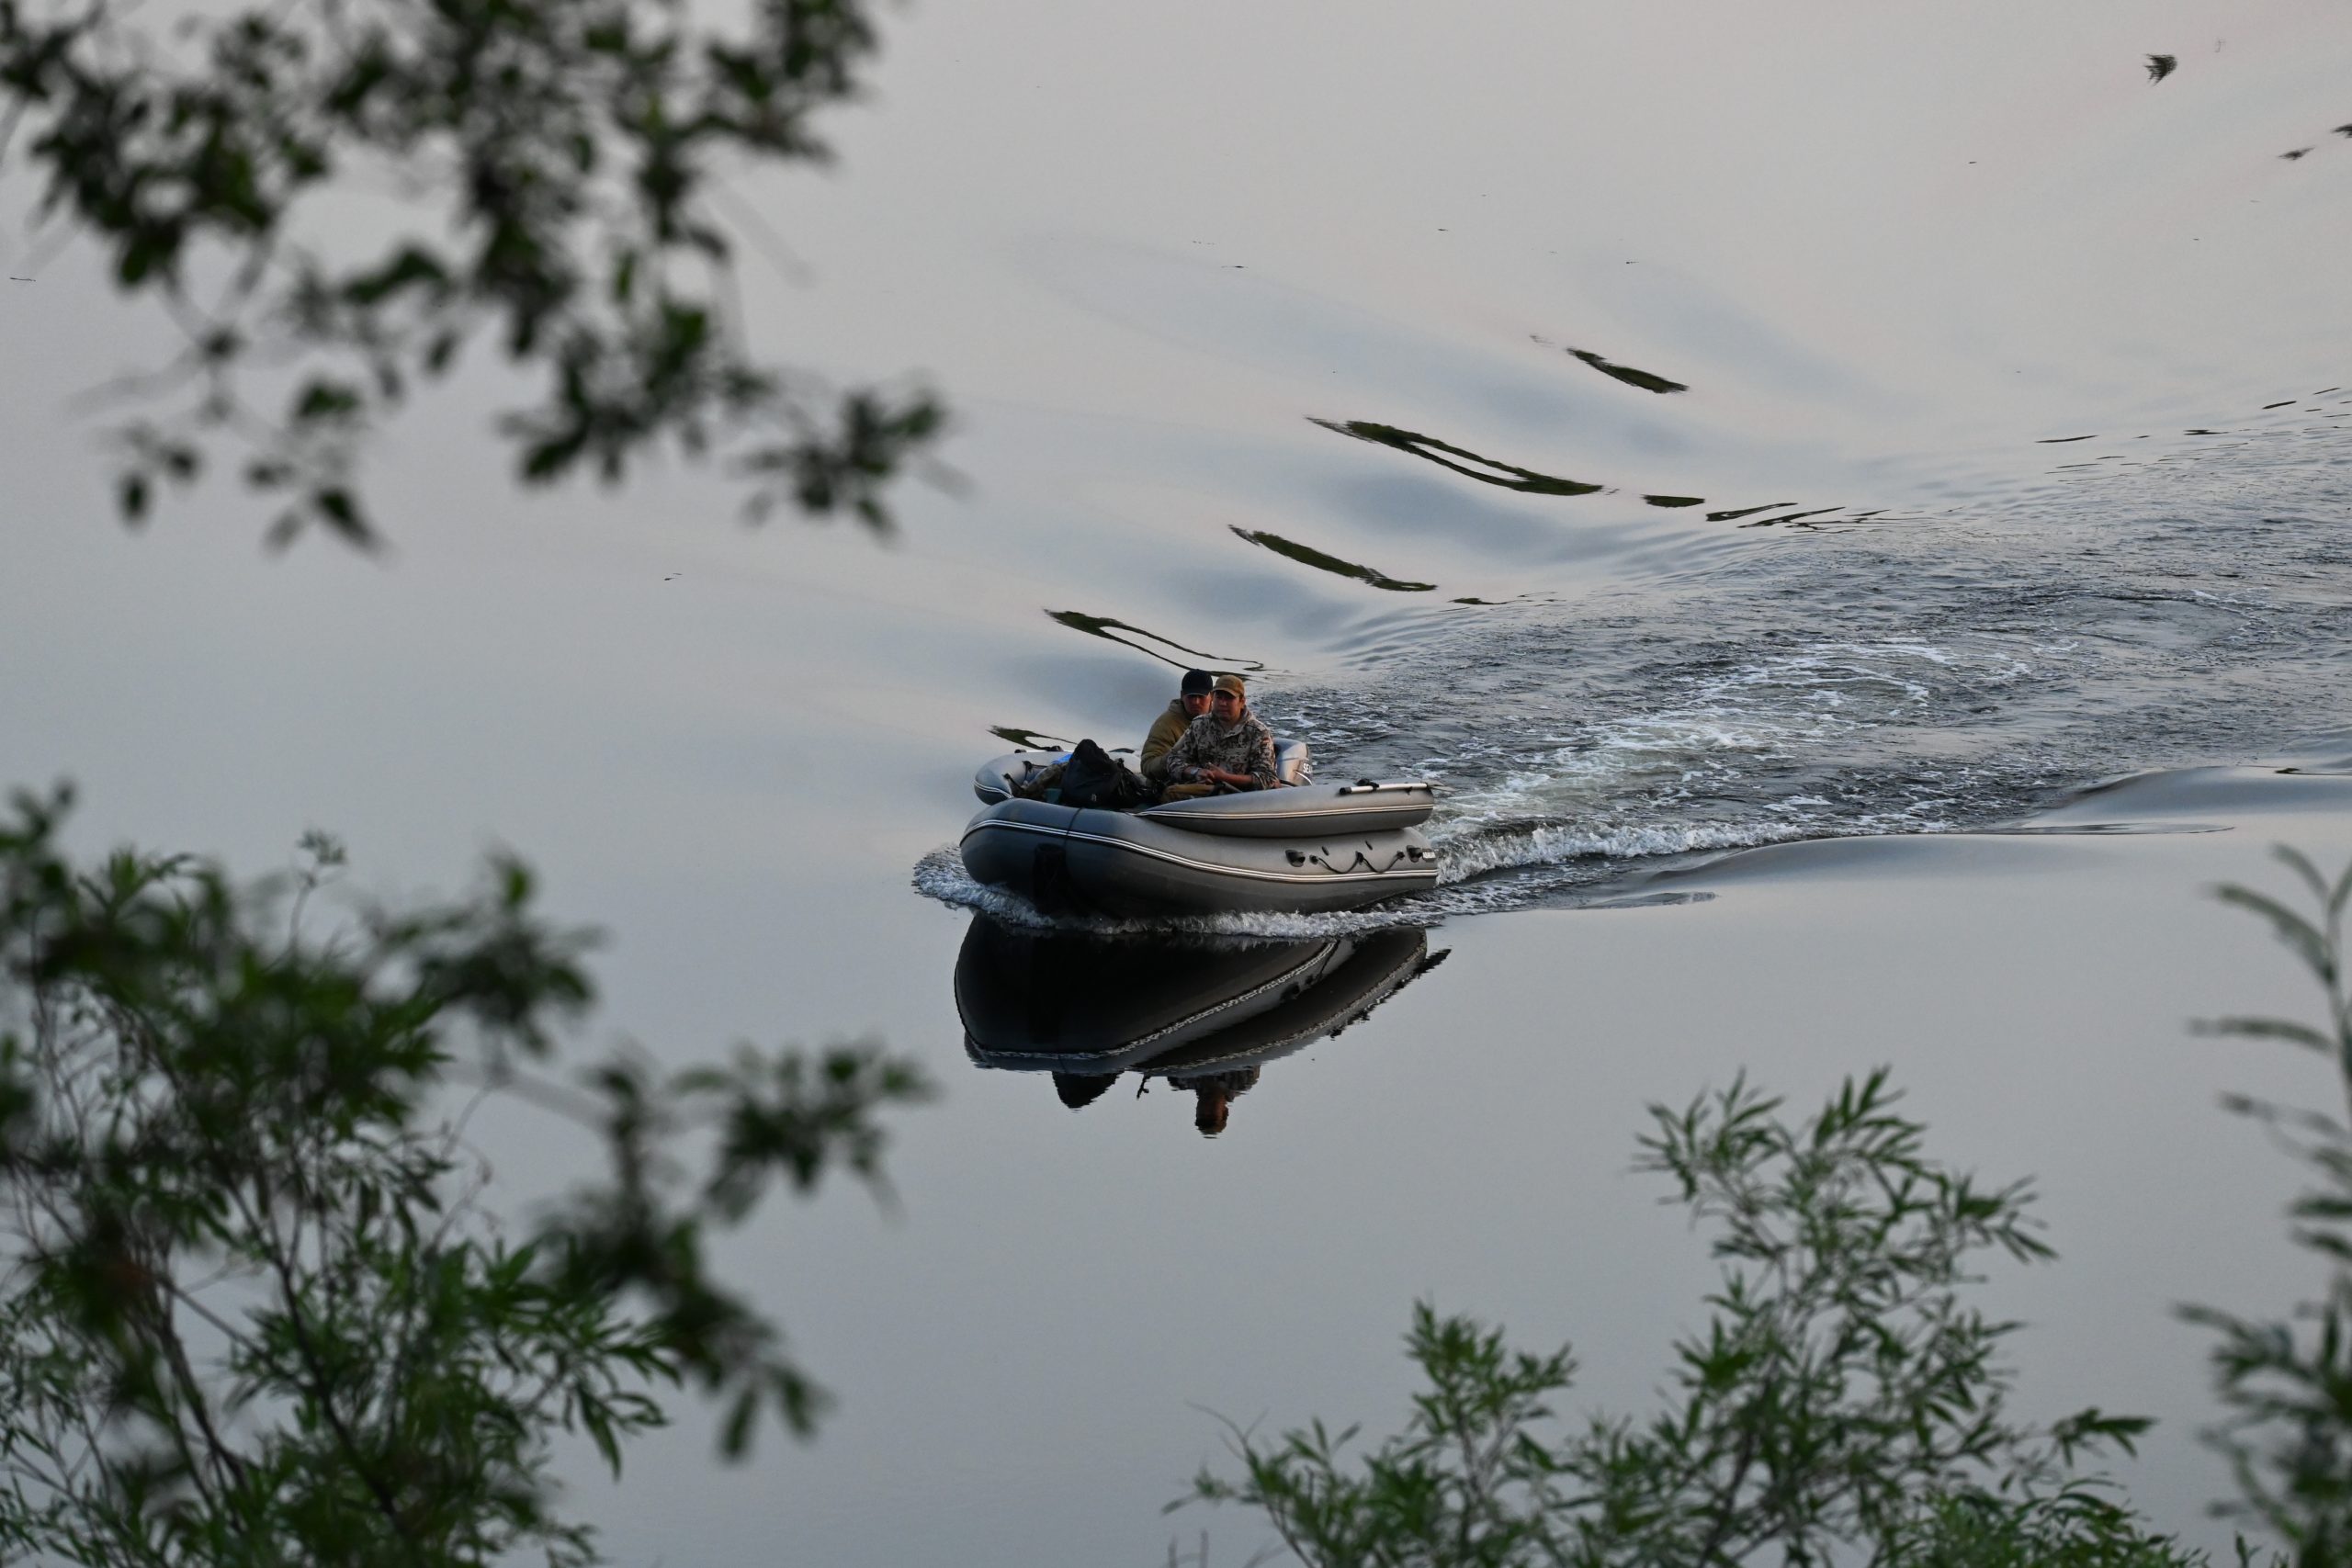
[955,916,1443,1136]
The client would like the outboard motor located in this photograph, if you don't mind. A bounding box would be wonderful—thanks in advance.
[1274,739,1313,786]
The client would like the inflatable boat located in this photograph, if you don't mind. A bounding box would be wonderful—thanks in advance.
[961,748,1442,915]
[955,916,1439,1081]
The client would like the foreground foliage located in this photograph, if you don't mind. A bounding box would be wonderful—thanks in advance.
[0,786,929,1565]
[2190,849,2352,1568]
[1183,1070,2200,1567]
[1188,846,2352,1567]
[0,0,944,546]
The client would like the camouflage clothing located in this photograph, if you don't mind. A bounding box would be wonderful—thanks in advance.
[1163,708,1278,790]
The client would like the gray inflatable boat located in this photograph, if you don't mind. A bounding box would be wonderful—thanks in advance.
[961,747,1441,916]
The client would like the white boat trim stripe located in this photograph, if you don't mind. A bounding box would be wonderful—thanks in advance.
[962,818,1439,886]
[1140,804,1428,827]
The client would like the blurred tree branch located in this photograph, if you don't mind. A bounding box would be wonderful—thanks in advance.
[0,0,945,547]
[2193,848,2352,1568]
[1181,1071,2204,1567]
[0,784,932,1564]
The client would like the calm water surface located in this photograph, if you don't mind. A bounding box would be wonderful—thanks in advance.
[6,2,2352,1562]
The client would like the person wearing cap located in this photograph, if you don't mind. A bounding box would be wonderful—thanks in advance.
[1160,673,1279,795]
[1170,1065,1261,1137]
[1140,669,1216,784]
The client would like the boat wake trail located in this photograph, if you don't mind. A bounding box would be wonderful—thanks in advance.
[915,419,2352,934]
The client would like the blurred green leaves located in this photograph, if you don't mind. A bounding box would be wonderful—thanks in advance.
[1183,844,2352,1566]
[0,784,929,1564]
[1182,1071,2202,1567]
[2192,849,2352,1568]
[0,0,945,547]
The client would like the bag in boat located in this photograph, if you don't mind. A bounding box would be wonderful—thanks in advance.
[1057,739,1151,809]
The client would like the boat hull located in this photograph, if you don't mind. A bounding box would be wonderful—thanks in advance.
[1136,780,1434,838]
[960,797,1440,915]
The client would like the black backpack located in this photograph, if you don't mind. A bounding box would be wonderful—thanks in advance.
[1057,738,1150,810]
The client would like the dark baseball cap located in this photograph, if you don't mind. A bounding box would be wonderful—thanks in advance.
[1180,669,1215,696]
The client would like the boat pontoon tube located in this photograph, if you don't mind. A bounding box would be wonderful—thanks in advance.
[960,750,1442,916]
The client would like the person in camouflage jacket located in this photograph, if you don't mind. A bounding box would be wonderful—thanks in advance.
[1162,673,1278,792]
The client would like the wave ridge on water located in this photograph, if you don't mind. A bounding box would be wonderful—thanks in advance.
[1363,632,2062,846]
[1431,818,1822,882]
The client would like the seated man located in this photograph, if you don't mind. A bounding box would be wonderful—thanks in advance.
[1170,1065,1261,1137]
[1160,674,1278,797]
[1141,669,1215,784]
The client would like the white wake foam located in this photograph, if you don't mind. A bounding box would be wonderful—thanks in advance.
[1430,818,1818,882]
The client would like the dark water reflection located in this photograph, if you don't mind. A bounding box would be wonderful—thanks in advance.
[955,917,1443,1133]
[1046,608,1266,671]
[1313,416,1864,529]
[1562,345,1689,396]
[989,724,1071,750]
[1313,417,1605,496]
[1228,525,1436,592]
